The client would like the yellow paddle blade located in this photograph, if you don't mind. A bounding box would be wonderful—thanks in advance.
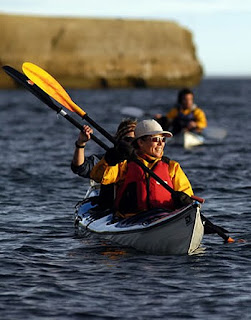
[22,62,86,117]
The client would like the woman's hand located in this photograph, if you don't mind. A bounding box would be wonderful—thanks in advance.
[77,125,93,145]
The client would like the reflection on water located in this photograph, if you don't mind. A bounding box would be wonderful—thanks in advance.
[188,246,206,256]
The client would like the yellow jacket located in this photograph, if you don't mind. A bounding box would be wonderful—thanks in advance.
[90,155,193,197]
[166,105,207,130]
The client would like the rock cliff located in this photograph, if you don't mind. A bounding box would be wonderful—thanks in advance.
[0,14,203,88]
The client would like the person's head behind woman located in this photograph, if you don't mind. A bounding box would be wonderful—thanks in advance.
[115,118,137,143]
[133,119,172,158]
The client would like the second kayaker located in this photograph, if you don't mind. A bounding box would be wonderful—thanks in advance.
[71,119,137,210]
[155,88,207,135]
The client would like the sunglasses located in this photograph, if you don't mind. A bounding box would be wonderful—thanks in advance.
[149,136,166,143]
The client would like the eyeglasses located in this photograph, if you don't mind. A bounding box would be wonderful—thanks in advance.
[149,136,166,143]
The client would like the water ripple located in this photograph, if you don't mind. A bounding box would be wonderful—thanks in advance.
[0,80,251,319]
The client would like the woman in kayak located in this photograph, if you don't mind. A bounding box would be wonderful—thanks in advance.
[71,119,137,209]
[155,88,207,135]
[90,119,194,218]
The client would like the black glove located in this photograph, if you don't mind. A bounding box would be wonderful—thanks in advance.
[116,140,134,159]
[104,147,124,166]
[104,141,134,166]
[172,191,193,209]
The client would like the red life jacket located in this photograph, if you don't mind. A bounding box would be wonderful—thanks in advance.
[115,157,175,213]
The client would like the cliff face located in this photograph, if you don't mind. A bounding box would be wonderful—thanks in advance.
[0,14,203,88]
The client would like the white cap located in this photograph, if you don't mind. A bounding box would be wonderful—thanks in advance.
[134,119,173,139]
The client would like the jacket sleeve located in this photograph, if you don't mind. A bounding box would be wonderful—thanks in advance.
[71,154,103,179]
[168,160,193,196]
[90,158,128,184]
[193,107,207,130]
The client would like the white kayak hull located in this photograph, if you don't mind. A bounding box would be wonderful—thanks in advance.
[168,131,205,149]
[75,188,204,255]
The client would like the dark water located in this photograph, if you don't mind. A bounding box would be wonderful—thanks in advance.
[0,79,250,319]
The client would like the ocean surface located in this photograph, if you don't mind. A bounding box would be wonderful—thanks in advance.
[0,78,250,319]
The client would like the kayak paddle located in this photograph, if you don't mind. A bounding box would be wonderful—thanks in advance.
[2,66,109,151]
[21,62,234,243]
[22,62,115,144]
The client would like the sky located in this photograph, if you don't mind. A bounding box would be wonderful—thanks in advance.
[1,0,251,76]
